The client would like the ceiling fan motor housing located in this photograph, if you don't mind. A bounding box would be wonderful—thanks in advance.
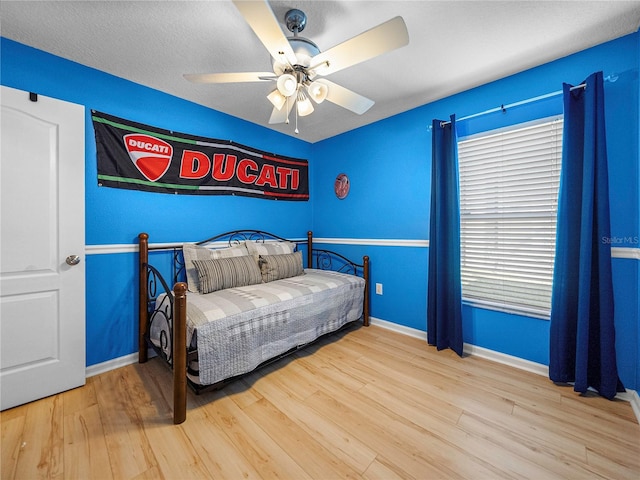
[285,9,306,34]
[282,9,320,69]
[288,37,320,64]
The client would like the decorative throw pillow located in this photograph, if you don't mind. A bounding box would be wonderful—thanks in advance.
[258,251,304,283]
[192,256,262,294]
[245,240,296,260]
[183,243,249,293]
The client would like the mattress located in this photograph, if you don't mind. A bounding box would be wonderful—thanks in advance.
[150,268,364,385]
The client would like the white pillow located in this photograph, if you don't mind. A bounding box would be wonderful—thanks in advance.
[245,240,296,260]
[182,242,249,293]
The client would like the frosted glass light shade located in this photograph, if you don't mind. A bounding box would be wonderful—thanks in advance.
[267,89,286,110]
[307,81,328,104]
[297,91,314,116]
[277,74,297,97]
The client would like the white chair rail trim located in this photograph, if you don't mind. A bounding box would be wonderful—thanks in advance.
[85,241,638,258]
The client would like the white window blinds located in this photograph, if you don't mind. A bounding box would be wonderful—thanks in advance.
[457,116,563,319]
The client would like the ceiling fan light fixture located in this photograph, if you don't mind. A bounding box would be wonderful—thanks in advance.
[267,89,286,110]
[307,81,328,104]
[277,73,297,97]
[186,3,409,133]
[297,91,314,116]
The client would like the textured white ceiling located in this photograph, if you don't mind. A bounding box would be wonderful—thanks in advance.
[2,0,640,143]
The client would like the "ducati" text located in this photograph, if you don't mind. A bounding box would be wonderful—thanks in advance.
[127,138,171,154]
[179,151,300,190]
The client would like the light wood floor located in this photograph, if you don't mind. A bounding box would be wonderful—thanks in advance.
[2,325,639,480]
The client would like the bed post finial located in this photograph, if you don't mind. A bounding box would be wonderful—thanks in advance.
[307,231,313,268]
[138,233,149,363]
[363,255,370,327]
[173,282,188,425]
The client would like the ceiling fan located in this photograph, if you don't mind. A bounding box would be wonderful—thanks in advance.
[184,0,409,133]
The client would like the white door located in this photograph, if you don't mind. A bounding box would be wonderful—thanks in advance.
[1,86,85,410]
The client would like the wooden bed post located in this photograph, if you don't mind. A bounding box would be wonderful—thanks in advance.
[173,282,188,425]
[307,231,313,268]
[363,255,370,327]
[138,233,149,363]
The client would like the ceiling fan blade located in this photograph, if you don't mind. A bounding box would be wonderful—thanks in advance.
[321,80,375,115]
[183,72,275,83]
[232,0,298,67]
[268,98,295,124]
[310,16,409,76]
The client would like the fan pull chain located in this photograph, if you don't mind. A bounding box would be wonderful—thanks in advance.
[295,97,299,134]
[285,95,290,124]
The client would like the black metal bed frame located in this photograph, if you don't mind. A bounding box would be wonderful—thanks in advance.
[138,229,369,423]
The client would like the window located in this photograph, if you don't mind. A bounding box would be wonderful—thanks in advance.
[457,116,563,319]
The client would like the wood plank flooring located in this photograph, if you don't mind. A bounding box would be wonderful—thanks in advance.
[2,325,639,479]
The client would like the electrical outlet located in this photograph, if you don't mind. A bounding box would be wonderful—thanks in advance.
[375,283,383,295]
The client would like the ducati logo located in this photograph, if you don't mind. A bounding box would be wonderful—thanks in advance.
[124,134,173,182]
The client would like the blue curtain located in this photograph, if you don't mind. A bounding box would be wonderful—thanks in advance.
[549,72,624,399]
[427,115,463,356]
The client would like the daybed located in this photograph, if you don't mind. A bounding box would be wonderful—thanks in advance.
[138,230,369,424]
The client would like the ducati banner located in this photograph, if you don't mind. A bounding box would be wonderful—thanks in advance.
[92,111,309,201]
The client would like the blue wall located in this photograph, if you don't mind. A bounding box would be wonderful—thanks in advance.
[312,32,640,390]
[636,30,640,392]
[1,38,313,365]
[3,31,639,390]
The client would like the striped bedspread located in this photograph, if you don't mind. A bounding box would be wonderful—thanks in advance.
[151,269,364,386]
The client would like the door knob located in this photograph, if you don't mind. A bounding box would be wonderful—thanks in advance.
[65,255,81,266]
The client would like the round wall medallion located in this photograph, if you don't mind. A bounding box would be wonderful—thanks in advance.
[334,173,350,199]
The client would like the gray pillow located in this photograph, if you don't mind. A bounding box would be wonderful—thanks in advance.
[192,255,262,294]
[183,243,249,293]
[258,251,304,282]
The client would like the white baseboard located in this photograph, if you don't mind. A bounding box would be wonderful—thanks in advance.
[369,316,548,376]
[369,316,427,340]
[86,353,139,378]
[463,343,549,377]
[618,389,640,422]
[85,349,156,378]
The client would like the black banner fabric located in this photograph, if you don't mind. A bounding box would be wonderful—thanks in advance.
[92,111,309,201]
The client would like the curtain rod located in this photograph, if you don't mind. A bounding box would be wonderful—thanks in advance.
[436,74,617,128]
